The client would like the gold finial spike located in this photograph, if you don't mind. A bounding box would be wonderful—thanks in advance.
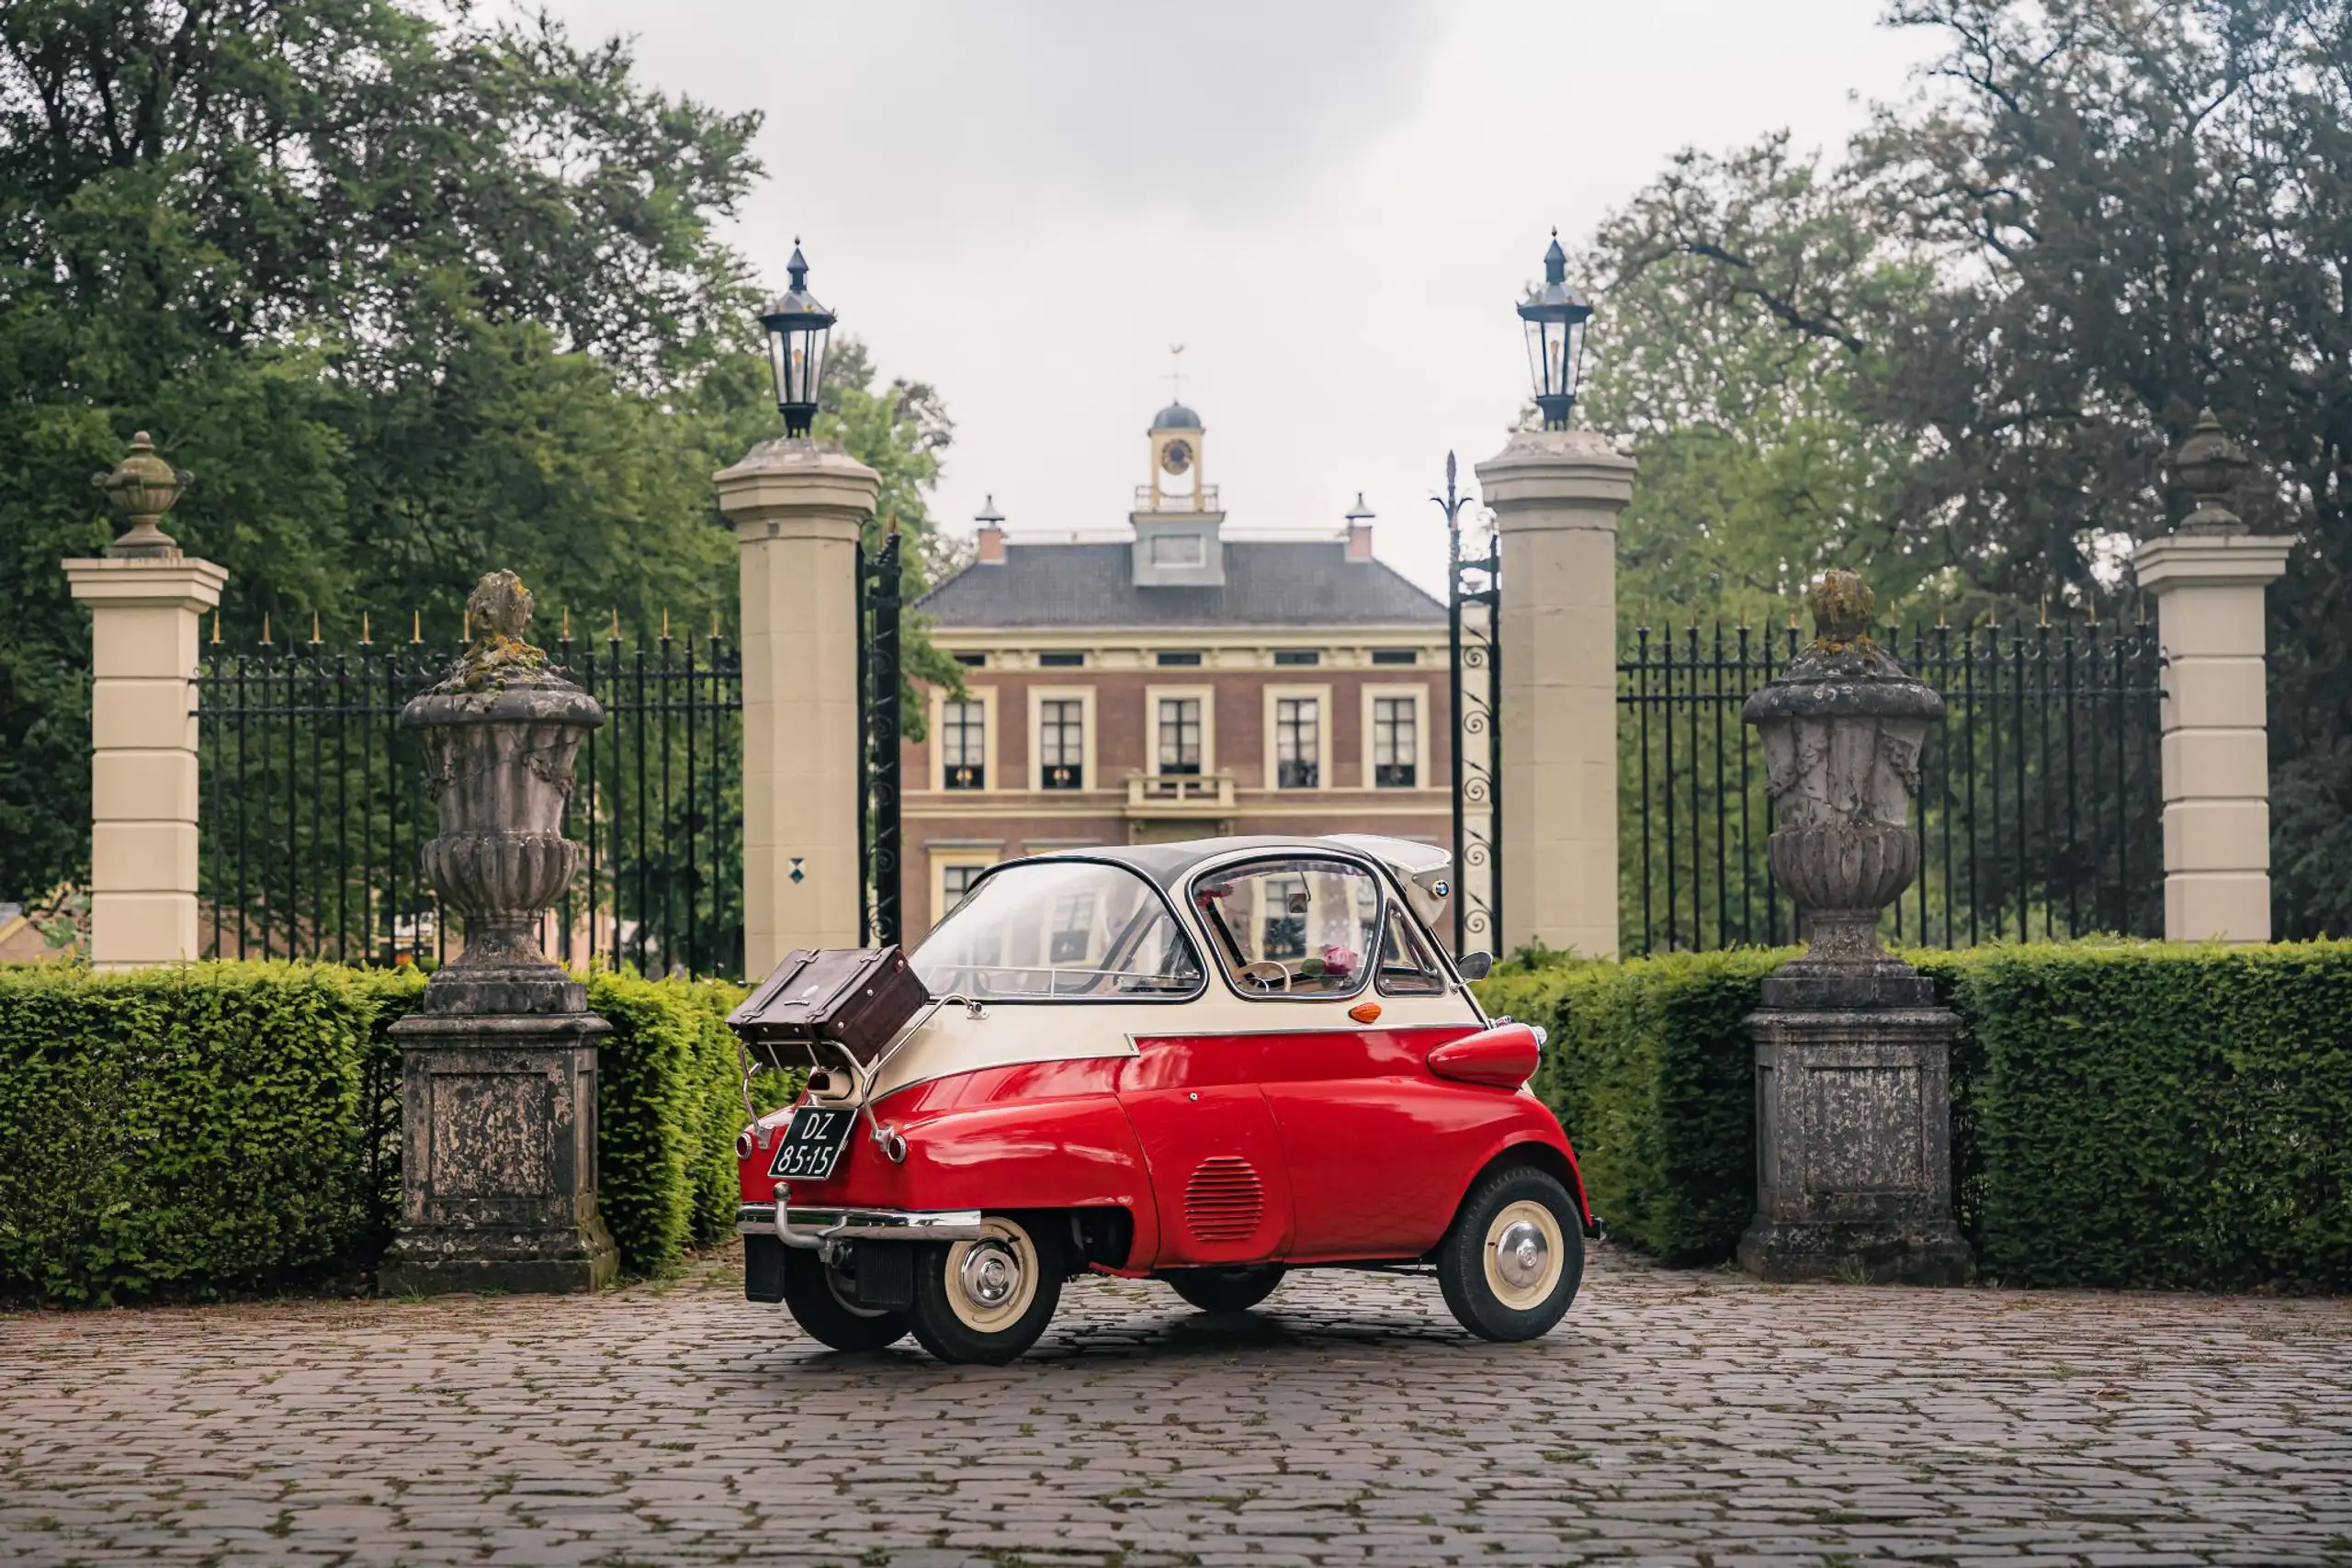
[260,612,272,647]
[2038,594,2049,627]
[2087,599,2098,625]
[412,609,423,644]
[209,611,220,646]
[561,605,571,640]
[711,610,720,640]
[662,607,672,640]
[609,606,620,640]
[887,511,901,537]
[311,610,322,646]
[461,609,470,644]
[361,611,372,645]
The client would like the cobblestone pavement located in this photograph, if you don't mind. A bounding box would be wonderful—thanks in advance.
[3,1246,2349,1567]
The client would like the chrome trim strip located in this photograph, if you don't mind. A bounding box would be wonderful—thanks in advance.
[746,1202,987,1249]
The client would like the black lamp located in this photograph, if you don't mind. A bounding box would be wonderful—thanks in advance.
[1518,230,1592,430]
[760,241,835,436]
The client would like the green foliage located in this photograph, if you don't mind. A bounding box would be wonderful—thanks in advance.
[0,960,771,1303]
[1917,942,2352,1290]
[585,971,753,1274]
[0,962,421,1305]
[1479,948,1788,1264]
[1483,940,2352,1289]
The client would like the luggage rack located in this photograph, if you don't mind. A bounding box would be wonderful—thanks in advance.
[736,992,989,1165]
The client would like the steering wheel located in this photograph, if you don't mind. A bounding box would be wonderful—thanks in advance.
[1238,960,1291,992]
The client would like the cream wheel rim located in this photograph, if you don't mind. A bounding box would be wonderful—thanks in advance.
[1482,1199,1565,1311]
[944,1217,1039,1333]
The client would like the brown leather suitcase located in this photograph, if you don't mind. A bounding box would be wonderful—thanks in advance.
[727,946,930,1071]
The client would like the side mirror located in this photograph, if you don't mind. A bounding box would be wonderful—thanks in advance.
[1455,950,1494,981]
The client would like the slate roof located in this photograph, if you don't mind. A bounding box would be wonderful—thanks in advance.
[916,541,1446,630]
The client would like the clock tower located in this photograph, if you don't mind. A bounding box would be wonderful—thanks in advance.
[1131,399,1226,587]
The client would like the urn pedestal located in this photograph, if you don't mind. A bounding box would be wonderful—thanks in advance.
[1737,571,1973,1285]
[379,572,616,1296]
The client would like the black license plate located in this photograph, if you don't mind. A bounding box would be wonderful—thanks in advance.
[768,1104,856,1181]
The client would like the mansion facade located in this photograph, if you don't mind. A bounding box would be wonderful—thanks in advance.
[899,400,1453,943]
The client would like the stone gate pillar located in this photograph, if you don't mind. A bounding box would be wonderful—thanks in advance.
[715,437,878,973]
[62,434,227,970]
[1475,428,1635,958]
[2134,412,2294,943]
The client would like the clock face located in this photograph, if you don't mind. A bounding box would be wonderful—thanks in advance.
[1160,439,1193,476]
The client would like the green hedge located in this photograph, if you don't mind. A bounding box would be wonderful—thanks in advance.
[1480,941,2352,1291]
[0,961,762,1304]
[0,962,419,1305]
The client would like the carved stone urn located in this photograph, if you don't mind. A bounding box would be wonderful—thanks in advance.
[1736,570,1973,1285]
[381,571,616,1296]
[402,570,601,1016]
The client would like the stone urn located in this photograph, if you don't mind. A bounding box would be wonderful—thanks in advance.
[1736,570,1973,1285]
[92,432,192,558]
[1744,569,1945,1006]
[381,570,616,1296]
[402,571,601,1015]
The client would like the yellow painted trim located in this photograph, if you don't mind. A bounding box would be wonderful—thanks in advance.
[1360,682,1432,792]
[1027,685,1098,793]
[1262,683,1334,792]
[931,685,999,795]
[1143,682,1217,776]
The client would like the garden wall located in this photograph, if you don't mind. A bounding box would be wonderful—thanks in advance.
[1478,941,2352,1291]
[0,963,760,1305]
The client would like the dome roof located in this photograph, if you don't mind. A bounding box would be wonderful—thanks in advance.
[1150,401,1203,431]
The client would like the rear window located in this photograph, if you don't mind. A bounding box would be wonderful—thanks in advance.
[912,861,1203,1000]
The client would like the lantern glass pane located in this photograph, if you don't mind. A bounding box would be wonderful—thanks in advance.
[766,328,790,410]
[802,326,829,408]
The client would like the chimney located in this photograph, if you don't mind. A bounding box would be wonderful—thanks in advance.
[975,493,1006,565]
[1344,492,1375,562]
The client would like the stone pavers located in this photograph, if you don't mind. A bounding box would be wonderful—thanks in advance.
[3,1245,2348,1565]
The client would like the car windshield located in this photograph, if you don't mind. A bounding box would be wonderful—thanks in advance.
[912,861,1204,1000]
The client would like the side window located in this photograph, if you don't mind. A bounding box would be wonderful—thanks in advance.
[1192,857,1380,998]
[1375,906,1447,995]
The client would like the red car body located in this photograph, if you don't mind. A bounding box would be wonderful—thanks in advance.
[734,834,1596,1361]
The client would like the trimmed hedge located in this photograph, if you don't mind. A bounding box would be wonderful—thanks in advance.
[0,962,419,1305]
[0,961,762,1304]
[1479,941,2352,1291]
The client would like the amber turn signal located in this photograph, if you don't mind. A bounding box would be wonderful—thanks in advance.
[1349,1001,1382,1023]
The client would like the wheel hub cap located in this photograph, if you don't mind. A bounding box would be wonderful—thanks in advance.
[960,1243,1020,1308]
[1493,1219,1549,1291]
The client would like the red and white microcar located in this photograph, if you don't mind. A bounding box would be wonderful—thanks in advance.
[735,835,1597,1364]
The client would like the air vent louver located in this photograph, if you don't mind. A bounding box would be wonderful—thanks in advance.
[1184,1156,1264,1243]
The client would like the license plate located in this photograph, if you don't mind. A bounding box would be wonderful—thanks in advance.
[768,1104,856,1181]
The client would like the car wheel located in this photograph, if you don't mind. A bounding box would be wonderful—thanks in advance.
[781,1245,909,1352]
[908,1214,1065,1365]
[1436,1165,1585,1342]
[1163,1264,1285,1314]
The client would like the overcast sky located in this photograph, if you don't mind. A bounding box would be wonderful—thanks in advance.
[545,0,1937,594]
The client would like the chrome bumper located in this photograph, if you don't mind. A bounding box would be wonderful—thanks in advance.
[735,1201,985,1250]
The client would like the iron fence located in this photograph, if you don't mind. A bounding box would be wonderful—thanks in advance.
[1619,616,2165,955]
[195,624,745,979]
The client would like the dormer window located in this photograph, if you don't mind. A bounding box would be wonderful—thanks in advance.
[1150,533,1205,569]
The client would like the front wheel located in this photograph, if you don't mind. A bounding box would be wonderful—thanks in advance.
[908,1214,1064,1365]
[1163,1264,1285,1314]
[782,1246,909,1352]
[1436,1166,1585,1342]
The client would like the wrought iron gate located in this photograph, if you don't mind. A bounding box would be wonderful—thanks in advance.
[1439,452,1502,954]
[857,531,904,948]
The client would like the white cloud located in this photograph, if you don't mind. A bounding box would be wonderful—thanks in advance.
[547,0,1938,595]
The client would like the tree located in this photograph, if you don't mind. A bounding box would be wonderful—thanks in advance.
[0,1,964,904]
[1577,135,1941,635]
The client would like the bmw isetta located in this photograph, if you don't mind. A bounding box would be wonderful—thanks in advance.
[732,834,1597,1363]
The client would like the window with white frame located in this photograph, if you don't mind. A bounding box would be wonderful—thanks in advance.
[1275,696,1320,789]
[1157,697,1202,775]
[1374,695,1418,787]
[942,700,986,789]
[1039,698,1085,789]
[942,862,987,911]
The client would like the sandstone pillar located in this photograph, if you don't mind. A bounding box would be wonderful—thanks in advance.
[1475,429,1634,958]
[716,437,877,973]
[63,434,226,969]
[2134,412,2293,942]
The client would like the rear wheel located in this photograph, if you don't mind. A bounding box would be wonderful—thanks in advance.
[782,1245,909,1352]
[1436,1165,1584,1342]
[908,1214,1065,1365]
[1163,1264,1285,1314]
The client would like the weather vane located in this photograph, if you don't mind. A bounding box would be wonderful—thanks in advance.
[1168,343,1185,403]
